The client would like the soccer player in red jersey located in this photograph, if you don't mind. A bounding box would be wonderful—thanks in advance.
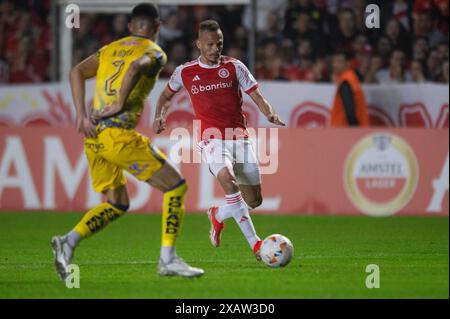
[154,20,285,260]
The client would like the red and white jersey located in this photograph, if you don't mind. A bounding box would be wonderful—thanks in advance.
[167,56,259,140]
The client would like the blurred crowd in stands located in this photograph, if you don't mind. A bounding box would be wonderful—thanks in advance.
[0,0,51,83]
[0,0,448,84]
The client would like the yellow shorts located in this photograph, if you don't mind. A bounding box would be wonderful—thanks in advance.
[84,127,168,193]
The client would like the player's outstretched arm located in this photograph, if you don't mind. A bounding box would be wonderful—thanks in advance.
[70,54,99,138]
[92,55,153,120]
[153,86,176,134]
[248,88,286,126]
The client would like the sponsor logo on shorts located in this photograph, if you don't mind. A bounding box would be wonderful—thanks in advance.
[85,142,104,154]
[344,133,418,216]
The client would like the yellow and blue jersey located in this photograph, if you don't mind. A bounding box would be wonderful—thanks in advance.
[93,35,167,129]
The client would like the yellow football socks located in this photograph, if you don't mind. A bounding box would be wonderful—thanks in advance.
[73,202,128,238]
[161,180,188,247]
[71,179,187,252]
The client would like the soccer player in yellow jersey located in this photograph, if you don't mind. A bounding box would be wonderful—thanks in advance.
[51,3,203,279]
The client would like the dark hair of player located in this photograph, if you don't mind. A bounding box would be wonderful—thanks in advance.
[131,3,159,28]
[199,20,221,33]
[131,3,159,20]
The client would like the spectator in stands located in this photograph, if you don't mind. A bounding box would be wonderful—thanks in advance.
[292,11,311,39]
[393,0,413,31]
[1,2,448,85]
[365,55,385,83]
[257,55,288,81]
[225,46,246,62]
[8,36,45,83]
[14,11,33,46]
[284,0,326,38]
[111,14,129,40]
[279,38,302,80]
[442,60,449,83]
[311,58,329,82]
[436,40,449,60]
[385,18,412,58]
[427,50,443,80]
[413,0,449,35]
[0,0,19,57]
[0,55,8,83]
[352,34,373,79]
[376,36,394,61]
[72,13,97,65]
[257,41,284,79]
[412,36,430,62]
[270,56,290,81]
[290,11,328,57]
[280,38,296,66]
[410,59,427,82]
[413,10,447,48]
[375,50,412,83]
[331,8,358,54]
[295,38,315,81]
[349,0,368,34]
[159,12,183,48]
[232,25,248,51]
[243,0,288,33]
[258,10,284,45]
[163,43,188,77]
[218,5,245,51]
[330,52,369,127]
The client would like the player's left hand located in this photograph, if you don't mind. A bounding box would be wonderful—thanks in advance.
[267,113,286,126]
[76,116,97,138]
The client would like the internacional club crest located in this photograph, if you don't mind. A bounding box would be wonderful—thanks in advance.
[218,68,230,78]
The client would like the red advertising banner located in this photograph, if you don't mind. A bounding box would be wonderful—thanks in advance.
[0,128,448,216]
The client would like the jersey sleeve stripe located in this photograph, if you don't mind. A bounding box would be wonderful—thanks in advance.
[167,83,178,93]
[245,84,259,94]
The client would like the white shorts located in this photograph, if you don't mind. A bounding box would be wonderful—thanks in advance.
[197,138,261,186]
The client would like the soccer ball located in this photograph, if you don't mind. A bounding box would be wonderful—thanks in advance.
[260,234,294,268]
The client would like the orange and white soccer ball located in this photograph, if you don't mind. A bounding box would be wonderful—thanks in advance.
[260,234,294,268]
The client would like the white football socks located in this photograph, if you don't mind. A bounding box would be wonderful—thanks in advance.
[66,230,82,248]
[216,192,260,249]
[215,192,242,222]
[160,246,176,264]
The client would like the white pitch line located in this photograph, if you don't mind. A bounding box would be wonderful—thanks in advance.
[0,252,447,270]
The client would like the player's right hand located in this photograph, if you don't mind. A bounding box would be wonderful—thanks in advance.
[76,116,97,138]
[267,113,286,126]
[153,117,166,134]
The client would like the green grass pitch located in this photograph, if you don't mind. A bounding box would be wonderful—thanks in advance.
[0,212,447,298]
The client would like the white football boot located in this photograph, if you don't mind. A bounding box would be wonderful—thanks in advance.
[157,256,204,278]
[51,236,74,280]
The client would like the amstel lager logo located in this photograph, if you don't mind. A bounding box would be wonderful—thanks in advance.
[344,133,418,216]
